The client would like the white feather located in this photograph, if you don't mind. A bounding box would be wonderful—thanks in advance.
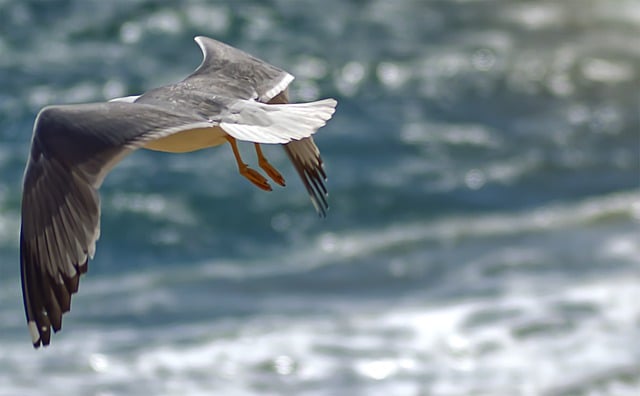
[108,95,141,103]
[28,321,40,345]
[220,98,337,144]
[260,73,294,102]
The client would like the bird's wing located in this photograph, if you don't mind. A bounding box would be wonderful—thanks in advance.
[20,102,216,347]
[185,36,294,102]
[21,99,335,347]
[182,36,335,215]
[283,139,329,216]
[268,93,331,217]
[218,98,336,144]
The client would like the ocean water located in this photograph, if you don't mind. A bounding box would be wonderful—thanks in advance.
[0,0,639,395]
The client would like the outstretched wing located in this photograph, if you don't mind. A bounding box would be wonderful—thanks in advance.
[21,99,335,347]
[186,36,294,102]
[185,36,334,215]
[20,102,215,347]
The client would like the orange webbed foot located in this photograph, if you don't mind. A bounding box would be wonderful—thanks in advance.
[239,164,272,191]
[255,143,286,187]
[226,136,272,192]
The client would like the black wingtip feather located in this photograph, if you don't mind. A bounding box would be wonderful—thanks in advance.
[284,145,329,217]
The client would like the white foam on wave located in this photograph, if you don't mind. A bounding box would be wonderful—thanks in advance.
[1,188,638,394]
[1,271,637,396]
[600,232,640,263]
[106,192,196,226]
[402,121,501,148]
[281,190,640,273]
[2,180,633,394]
[66,189,640,303]
[500,2,565,30]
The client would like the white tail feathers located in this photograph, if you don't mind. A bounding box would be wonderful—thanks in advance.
[220,98,337,144]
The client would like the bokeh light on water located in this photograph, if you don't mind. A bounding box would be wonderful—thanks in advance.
[0,1,638,395]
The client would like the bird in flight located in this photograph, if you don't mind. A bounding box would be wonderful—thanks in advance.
[20,36,337,348]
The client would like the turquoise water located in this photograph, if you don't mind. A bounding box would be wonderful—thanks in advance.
[0,1,639,395]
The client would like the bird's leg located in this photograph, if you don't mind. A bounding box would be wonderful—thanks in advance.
[225,136,272,191]
[254,143,286,187]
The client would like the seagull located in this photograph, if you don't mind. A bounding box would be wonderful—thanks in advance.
[20,36,337,348]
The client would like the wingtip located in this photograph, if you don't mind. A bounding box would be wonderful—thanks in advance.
[193,36,208,55]
[317,205,329,218]
[194,35,206,47]
[315,98,338,110]
[28,321,41,348]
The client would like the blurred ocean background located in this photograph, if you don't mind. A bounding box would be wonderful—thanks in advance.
[0,0,639,395]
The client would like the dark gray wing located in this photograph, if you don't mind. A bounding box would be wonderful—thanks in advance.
[283,139,328,216]
[21,102,212,347]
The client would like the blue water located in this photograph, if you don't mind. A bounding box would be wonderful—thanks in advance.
[1,1,639,395]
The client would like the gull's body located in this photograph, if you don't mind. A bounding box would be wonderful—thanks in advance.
[20,36,337,348]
